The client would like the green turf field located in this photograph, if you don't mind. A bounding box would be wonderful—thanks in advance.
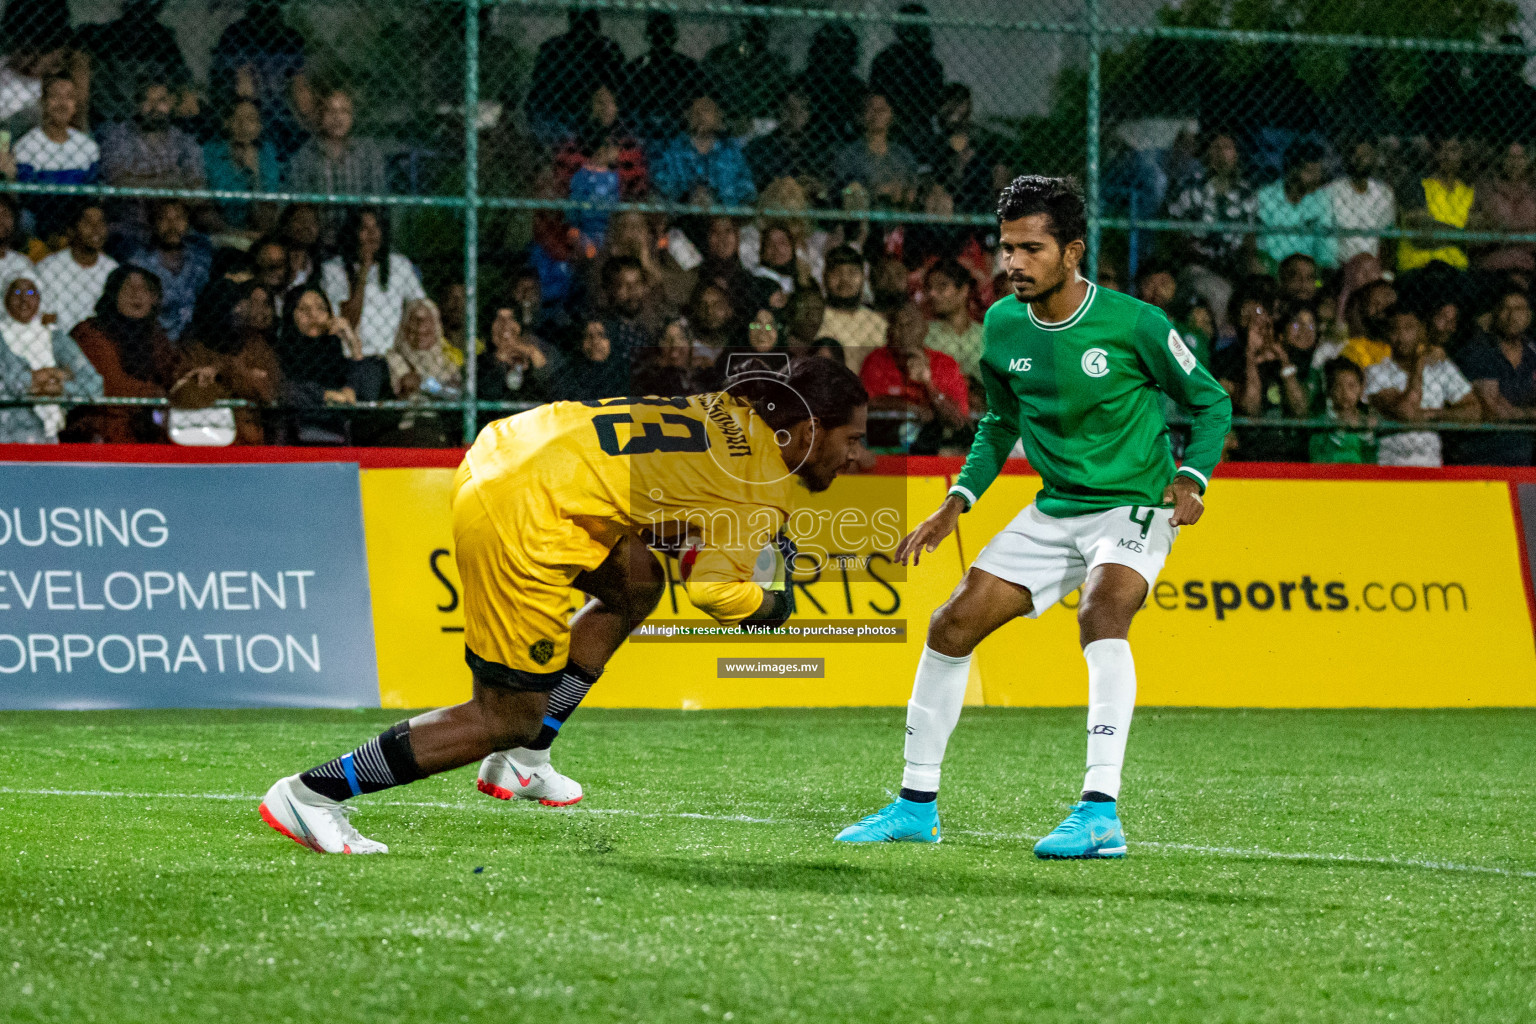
[1,707,1533,1023]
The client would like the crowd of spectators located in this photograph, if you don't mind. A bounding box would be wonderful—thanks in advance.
[3,1,1536,464]
[0,2,1016,449]
[1134,124,1536,466]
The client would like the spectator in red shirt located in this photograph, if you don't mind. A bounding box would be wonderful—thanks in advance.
[859,301,970,452]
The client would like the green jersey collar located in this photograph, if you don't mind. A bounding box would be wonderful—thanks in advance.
[1026,279,1097,332]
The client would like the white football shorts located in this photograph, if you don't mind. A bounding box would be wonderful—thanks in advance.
[970,503,1178,617]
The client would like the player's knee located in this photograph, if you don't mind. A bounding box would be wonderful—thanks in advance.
[927,601,979,656]
[1076,592,1136,644]
[628,572,666,620]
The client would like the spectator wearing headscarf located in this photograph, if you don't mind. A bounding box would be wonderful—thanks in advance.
[557,317,632,401]
[384,298,460,446]
[0,273,102,442]
[174,276,282,444]
[0,277,57,436]
[70,264,177,441]
[270,282,366,444]
[712,305,784,381]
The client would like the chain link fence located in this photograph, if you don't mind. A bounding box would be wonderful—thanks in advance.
[3,0,1536,462]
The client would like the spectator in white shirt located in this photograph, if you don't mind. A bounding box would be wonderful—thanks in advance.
[35,202,118,337]
[14,76,97,185]
[1324,140,1396,264]
[14,75,98,241]
[320,207,425,401]
[1364,307,1480,466]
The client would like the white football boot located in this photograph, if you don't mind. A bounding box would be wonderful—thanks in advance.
[476,749,584,806]
[258,775,389,854]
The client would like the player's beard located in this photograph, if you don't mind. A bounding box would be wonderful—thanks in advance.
[1011,266,1068,304]
[795,460,836,493]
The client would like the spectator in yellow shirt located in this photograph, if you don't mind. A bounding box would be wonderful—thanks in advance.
[1398,137,1480,272]
[1339,278,1397,368]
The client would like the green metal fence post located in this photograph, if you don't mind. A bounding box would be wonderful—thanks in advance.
[1085,0,1102,281]
[462,0,481,445]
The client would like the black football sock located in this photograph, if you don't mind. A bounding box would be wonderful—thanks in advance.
[298,721,427,801]
[522,663,601,751]
[1080,790,1116,803]
[900,788,937,803]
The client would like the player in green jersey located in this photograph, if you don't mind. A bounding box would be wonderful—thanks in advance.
[836,176,1232,857]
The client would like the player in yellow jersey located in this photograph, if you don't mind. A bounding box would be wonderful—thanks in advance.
[259,357,869,853]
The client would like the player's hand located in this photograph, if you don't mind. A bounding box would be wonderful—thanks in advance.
[1162,475,1205,527]
[894,494,965,566]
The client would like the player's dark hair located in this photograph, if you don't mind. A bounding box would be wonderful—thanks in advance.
[996,175,1086,248]
[730,356,868,432]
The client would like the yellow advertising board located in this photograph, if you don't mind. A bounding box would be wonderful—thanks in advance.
[359,468,472,709]
[968,475,1536,708]
[361,468,1536,710]
[359,469,973,709]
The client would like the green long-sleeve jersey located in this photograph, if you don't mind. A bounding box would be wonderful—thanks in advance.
[951,282,1232,518]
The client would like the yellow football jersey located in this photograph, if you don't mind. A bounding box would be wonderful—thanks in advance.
[464,392,797,626]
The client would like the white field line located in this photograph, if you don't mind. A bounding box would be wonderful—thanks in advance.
[3,786,1532,880]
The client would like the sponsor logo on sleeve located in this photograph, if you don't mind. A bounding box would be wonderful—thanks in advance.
[1168,329,1198,374]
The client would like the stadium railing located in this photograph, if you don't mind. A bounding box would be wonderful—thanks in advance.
[2,0,1534,446]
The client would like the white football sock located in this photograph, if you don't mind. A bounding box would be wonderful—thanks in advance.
[1082,638,1136,800]
[511,746,550,767]
[901,645,972,794]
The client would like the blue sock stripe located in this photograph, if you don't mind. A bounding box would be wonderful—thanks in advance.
[339,753,362,797]
[542,715,562,732]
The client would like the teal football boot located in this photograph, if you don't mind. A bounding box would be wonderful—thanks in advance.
[835,797,941,844]
[1033,800,1127,859]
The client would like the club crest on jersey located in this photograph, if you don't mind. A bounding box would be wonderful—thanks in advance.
[1081,348,1110,378]
[1008,357,1033,372]
[529,639,555,665]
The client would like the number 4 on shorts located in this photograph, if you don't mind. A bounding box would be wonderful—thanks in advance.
[1127,506,1154,540]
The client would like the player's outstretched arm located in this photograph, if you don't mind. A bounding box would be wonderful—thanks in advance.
[895,493,966,566]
